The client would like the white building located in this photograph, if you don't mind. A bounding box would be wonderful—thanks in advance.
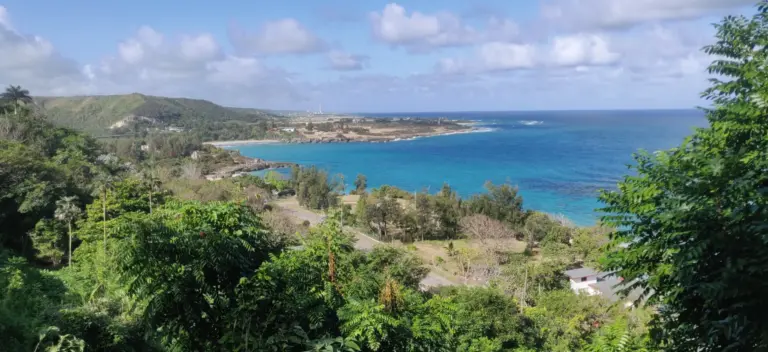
[564,267,601,295]
[564,267,643,308]
[281,127,296,132]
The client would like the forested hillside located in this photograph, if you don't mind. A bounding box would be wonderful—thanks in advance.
[34,93,281,135]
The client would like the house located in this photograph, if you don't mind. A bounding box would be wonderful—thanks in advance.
[140,144,149,152]
[564,267,644,308]
[281,127,296,132]
[564,267,601,295]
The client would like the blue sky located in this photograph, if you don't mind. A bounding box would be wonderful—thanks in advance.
[0,0,756,112]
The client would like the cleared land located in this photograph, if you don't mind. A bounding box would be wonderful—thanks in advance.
[272,196,529,287]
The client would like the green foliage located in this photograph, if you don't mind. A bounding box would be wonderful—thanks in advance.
[524,212,572,246]
[571,226,610,267]
[498,254,569,307]
[464,181,528,227]
[292,166,340,210]
[1,85,32,115]
[586,319,651,352]
[362,192,403,240]
[353,174,367,194]
[117,201,284,350]
[0,117,104,255]
[599,4,768,351]
[265,170,290,191]
[35,93,284,136]
[0,252,68,351]
[30,219,66,266]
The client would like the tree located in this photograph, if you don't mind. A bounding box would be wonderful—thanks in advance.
[460,214,515,272]
[599,4,768,351]
[1,85,33,116]
[364,193,403,241]
[293,166,340,210]
[464,181,528,227]
[29,219,66,266]
[118,201,285,351]
[54,196,82,266]
[140,169,161,214]
[354,174,367,194]
[407,191,435,241]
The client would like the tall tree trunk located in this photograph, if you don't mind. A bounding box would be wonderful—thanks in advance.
[102,188,107,255]
[521,264,529,308]
[68,221,73,266]
[149,189,153,214]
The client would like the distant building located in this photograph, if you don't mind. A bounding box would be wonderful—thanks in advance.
[190,151,201,160]
[281,127,296,132]
[564,267,601,295]
[564,267,645,308]
[167,126,184,132]
[140,144,149,152]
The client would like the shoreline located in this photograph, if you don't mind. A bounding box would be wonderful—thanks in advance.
[204,139,281,147]
[204,126,493,148]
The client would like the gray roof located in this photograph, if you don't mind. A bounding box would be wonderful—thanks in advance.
[590,274,645,303]
[563,267,599,278]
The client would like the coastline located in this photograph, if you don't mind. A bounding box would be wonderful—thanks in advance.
[204,139,281,147]
[204,126,493,147]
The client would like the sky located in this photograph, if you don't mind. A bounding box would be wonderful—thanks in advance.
[0,0,757,112]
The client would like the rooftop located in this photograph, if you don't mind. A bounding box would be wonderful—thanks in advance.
[590,273,646,303]
[564,267,600,279]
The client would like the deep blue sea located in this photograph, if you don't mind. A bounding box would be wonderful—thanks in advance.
[228,110,708,226]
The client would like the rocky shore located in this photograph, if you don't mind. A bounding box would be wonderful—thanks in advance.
[205,157,296,180]
[206,126,486,147]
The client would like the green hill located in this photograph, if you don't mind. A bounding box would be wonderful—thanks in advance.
[34,93,280,134]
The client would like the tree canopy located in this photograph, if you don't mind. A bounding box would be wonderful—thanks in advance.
[599,3,768,351]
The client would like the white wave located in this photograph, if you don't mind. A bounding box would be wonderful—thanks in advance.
[389,127,496,143]
[519,120,544,126]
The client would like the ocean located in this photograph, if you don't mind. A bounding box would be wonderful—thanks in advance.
[228,110,708,226]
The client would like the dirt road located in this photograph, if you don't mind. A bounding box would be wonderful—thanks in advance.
[276,202,456,289]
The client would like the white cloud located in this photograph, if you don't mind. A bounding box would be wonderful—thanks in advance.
[0,3,727,112]
[479,43,537,71]
[370,3,478,50]
[0,6,303,108]
[438,33,618,74]
[91,26,302,104]
[229,19,326,55]
[327,51,369,71]
[542,0,754,30]
[0,6,12,29]
[180,34,220,62]
[369,3,521,52]
[0,6,85,95]
[549,34,619,66]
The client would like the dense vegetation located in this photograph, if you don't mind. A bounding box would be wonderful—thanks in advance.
[599,4,768,351]
[0,94,652,351]
[1,4,768,351]
[33,93,289,140]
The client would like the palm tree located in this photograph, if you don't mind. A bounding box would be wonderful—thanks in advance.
[95,154,120,256]
[54,196,83,266]
[141,169,160,214]
[1,85,33,115]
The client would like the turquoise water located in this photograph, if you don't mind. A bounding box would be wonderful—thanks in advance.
[229,110,707,225]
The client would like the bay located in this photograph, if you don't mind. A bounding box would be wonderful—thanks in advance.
[228,110,707,226]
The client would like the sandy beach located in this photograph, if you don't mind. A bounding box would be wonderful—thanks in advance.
[202,126,492,147]
[203,139,281,147]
